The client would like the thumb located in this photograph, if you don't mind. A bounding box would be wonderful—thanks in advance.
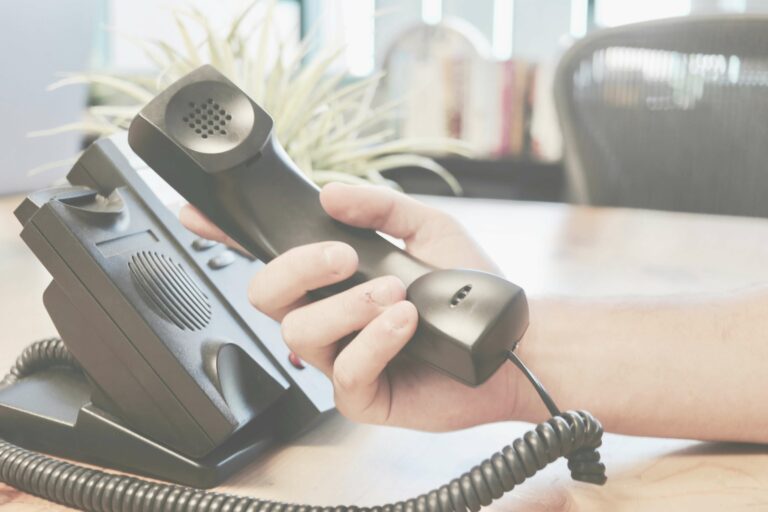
[319,182,456,245]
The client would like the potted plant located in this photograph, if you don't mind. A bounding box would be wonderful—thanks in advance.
[33,0,468,192]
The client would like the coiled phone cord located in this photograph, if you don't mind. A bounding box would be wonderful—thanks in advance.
[0,338,606,512]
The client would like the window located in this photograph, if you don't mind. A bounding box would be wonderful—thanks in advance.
[594,0,691,28]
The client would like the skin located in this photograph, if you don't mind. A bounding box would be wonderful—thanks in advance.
[181,182,768,443]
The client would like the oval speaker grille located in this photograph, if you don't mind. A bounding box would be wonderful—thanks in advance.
[129,251,212,330]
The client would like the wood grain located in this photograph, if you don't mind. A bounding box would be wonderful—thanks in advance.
[0,193,766,511]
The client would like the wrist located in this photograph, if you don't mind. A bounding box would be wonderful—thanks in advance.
[504,296,581,424]
[505,317,547,423]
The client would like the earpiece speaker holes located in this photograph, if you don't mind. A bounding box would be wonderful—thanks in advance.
[450,285,473,307]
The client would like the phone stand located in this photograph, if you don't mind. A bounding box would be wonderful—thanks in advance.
[0,365,272,488]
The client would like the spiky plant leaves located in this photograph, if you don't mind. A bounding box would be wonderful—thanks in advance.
[36,0,469,192]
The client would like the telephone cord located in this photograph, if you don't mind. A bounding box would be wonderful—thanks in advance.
[0,337,606,511]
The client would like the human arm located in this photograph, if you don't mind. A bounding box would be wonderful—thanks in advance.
[519,290,768,443]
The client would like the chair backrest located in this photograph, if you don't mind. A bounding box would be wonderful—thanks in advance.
[555,15,768,217]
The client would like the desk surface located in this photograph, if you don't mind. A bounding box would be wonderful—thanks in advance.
[0,193,767,511]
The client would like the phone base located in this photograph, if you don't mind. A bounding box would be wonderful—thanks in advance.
[0,367,273,488]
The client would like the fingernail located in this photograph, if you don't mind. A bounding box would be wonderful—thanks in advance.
[324,243,354,273]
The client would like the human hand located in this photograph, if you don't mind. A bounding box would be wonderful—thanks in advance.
[180,183,530,431]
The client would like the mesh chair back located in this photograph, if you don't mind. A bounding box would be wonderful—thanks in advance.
[555,16,768,216]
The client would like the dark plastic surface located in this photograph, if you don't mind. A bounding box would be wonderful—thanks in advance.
[14,138,335,463]
[66,137,333,429]
[18,181,287,459]
[129,65,530,385]
[0,366,274,488]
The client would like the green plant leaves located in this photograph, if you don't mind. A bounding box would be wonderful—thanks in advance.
[35,0,469,193]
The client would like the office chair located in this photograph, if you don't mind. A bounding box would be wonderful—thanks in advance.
[554,15,768,217]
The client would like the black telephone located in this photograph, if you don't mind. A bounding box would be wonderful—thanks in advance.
[0,65,606,511]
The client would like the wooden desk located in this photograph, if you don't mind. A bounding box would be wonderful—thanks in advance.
[0,193,766,511]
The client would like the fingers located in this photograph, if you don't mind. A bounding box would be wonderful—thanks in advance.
[179,204,248,254]
[280,275,407,373]
[332,301,418,423]
[179,204,228,242]
[248,241,358,320]
[319,183,456,243]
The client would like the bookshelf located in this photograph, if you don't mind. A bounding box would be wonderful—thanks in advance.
[383,156,565,202]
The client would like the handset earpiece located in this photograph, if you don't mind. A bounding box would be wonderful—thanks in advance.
[128,65,528,386]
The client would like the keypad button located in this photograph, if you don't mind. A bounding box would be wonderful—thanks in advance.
[208,250,236,269]
[288,352,305,369]
[192,237,219,251]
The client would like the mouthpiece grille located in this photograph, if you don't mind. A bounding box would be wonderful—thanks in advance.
[165,80,254,154]
[183,98,232,139]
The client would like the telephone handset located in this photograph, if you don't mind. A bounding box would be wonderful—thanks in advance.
[128,65,529,386]
[0,66,606,511]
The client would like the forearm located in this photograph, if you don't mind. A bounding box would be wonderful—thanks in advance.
[514,289,768,443]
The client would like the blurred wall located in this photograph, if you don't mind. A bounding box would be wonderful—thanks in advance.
[692,0,768,13]
[373,0,577,66]
[513,0,573,62]
[0,0,99,196]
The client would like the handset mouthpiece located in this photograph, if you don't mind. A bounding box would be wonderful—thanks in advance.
[129,65,273,172]
[165,80,256,154]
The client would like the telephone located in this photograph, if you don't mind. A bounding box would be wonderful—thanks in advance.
[0,65,606,511]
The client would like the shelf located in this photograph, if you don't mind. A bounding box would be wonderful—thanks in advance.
[383,156,565,201]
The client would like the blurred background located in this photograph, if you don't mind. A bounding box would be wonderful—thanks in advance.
[2,0,767,210]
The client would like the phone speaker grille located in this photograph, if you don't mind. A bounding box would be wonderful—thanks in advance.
[129,251,212,330]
